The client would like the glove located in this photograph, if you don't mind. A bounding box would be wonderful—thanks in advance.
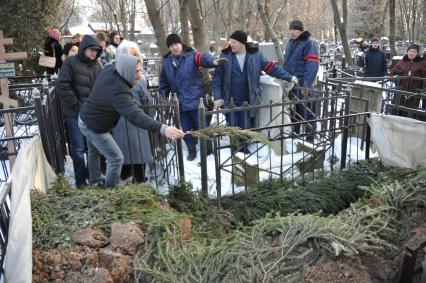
[214,99,224,107]
[213,58,228,66]
[291,76,299,85]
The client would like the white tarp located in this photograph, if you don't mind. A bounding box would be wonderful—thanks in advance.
[369,113,426,168]
[4,136,56,283]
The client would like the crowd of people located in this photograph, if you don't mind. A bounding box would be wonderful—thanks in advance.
[52,20,425,189]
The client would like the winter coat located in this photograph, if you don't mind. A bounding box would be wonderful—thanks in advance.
[283,31,319,88]
[112,78,154,165]
[43,37,63,73]
[79,64,163,134]
[389,55,426,92]
[213,45,293,112]
[56,35,102,117]
[362,47,387,77]
[159,46,216,111]
[389,55,426,109]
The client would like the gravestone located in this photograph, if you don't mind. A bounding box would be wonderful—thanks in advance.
[350,80,383,140]
[256,76,293,155]
[0,30,27,168]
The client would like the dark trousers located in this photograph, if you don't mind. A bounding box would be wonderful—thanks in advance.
[180,109,211,144]
[121,164,146,183]
[65,116,88,187]
[225,110,254,129]
[291,90,317,121]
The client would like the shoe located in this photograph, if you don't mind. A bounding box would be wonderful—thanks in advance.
[187,141,197,161]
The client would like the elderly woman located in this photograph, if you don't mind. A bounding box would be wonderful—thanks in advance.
[390,44,426,110]
[111,40,153,182]
[43,28,63,74]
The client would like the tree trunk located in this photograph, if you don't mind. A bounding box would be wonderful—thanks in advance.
[411,0,417,42]
[188,0,211,94]
[239,0,247,31]
[119,0,128,39]
[330,0,354,67]
[389,0,397,56]
[342,0,347,31]
[422,0,426,30]
[188,0,208,52]
[129,0,136,41]
[400,0,411,42]
[380,0,390,34]
[144,0,168,55]
[256,0,285,66]
[226,0,234,37]
[179,0,190,45]
[263,0,270,42]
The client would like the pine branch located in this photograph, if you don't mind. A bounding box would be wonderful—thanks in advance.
[187,124,270,145]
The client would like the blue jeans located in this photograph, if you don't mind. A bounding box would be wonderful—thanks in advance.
[226,110,253,129]
[180,109,210,144]
[65,117,88,187]
[78,117,124,188]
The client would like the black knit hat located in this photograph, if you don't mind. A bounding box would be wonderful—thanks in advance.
[289,20,304,31]
[230,30,247,45]
[166,34,182,48]
[407,44,420,52]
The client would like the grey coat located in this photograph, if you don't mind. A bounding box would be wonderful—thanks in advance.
[112,78,154,165]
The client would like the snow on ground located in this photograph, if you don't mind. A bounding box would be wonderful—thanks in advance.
[58,118,378,197]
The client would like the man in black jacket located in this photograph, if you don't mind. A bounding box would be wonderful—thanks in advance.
[79,54,184,188]
[56,35,102,187]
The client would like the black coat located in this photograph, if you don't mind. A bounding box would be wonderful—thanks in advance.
[362,47,387,77]
[43,37,63,73]
[56,35,102,117]
[79,64,163,134]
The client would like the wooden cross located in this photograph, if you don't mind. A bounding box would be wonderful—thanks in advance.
[0,30,27,168]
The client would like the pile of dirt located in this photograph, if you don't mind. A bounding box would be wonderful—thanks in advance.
[33,222,145,282]
[302,257,372,283]
[302,206,426,283]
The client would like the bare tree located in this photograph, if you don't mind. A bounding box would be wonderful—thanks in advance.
[342,0,347,31]
[179,0,190,44]
[239,0,247,31]
[389,0,397,56]
[256,0,285,65]
[330,0,353,67]
[129,0,136,40]
[188,0,208,52]
[188,0,212,93]
[226,0,234,37]
[144,0,168,55]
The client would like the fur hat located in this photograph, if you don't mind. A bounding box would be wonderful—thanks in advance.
[407,44,420,52]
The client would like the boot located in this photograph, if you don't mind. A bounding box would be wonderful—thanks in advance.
[187,141,197,161]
